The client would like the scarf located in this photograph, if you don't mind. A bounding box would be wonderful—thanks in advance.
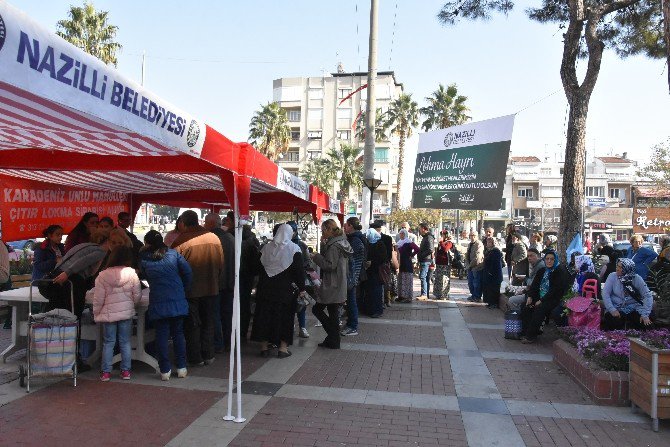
[573,255,595,292]
[540,250,559,299]
[617,258,641,305]
[260,224,301,277]
[396,229,409,248]
[366,228,381,244]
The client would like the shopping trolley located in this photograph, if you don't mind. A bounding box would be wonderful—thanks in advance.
[18,279,78,392]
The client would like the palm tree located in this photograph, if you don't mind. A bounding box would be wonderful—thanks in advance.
[420,83,471,132]
[300,157,336,195]
[325,144,363,205]
[56,2,122,66]
[354,108,387,142]
[384,93,419,210]
[248,102,291,161]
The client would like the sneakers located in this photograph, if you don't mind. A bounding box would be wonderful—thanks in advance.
[204,357,215,366]
[417,295,428,301]
[161,370,171,381]
[100,372,111,382]
[299,327,310,338]
[177,368,188,378]
[121,370,131,380]
[340,327,358,336]
[314,321,323,327]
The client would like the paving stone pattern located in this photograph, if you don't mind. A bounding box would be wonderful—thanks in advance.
[342,322,447,349]
[377,307,442,322]
[288,348,456,395]
[470,327,557,354]
[229,397,468,447]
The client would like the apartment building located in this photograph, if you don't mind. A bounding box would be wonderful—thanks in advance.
[272,70,403,219]
[506,154,638,241]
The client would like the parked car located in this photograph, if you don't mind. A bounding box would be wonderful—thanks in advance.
[613,241,661,258]
[7,239,35,251]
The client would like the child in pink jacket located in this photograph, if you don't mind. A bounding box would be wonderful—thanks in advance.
[93,246,144,382]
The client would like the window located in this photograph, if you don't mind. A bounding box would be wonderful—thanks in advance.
[307,131,322,140]
[290,130,300,141]
[559,168,564,175]
[283,151,300,162]
[609,188,626,202]
[307,151,321,160]
[586,186,605,197]
[337,130,351,141]
[517,187,533,198]
[338,88,352,99]
[374,147,389,163]
[336,108,352,120]
[308,108,322,120]
[287,110,301,122]
[541,168,552,176]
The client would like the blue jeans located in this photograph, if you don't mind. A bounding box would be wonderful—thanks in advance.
[154,317,187,374]
[297,307,306,329]
[346,287,358,330]
[419,262,432,296]
[467,269,483,299]
[102,319,132,373]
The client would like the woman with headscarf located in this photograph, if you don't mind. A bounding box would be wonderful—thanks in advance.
[572,254,598,295]
[602,258,653,330]
[482,236,503,309]
[250,224,306,358]
[542,235,558,255]
[364,228,388,318]
[520,250,571,344]
[396,229,420,303]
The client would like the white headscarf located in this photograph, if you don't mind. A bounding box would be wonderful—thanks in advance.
[397,229,409,248]
[260,224,301,277]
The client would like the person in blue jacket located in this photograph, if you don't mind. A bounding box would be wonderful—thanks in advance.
[32,225,65,281]
[626,234,657,280]
[140,230,192,381]
[602,258,653,330]
[482,237,503,309]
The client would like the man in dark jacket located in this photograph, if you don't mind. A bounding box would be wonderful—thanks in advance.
[417,223,435,300]
[341,217,366,336]
[204,213,235,353]
[117,212,143,256]
[371,221,393,306]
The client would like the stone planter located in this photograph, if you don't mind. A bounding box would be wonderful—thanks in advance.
[553,339,629,406]
[629,337,670,432]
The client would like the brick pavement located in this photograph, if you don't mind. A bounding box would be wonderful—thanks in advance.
[485,358,594,404]
[288,348,455,395]
[2,277,669,446]
[228,397,468,447]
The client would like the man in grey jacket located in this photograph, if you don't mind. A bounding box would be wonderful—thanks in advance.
[507,248,545,311]
[465,232,484,302]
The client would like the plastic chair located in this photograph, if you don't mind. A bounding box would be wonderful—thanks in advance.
[581,279,598,300]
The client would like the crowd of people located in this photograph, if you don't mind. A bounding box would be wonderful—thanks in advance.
[4,210,670,381]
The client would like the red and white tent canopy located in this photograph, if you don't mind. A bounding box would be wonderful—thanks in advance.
[0,1,342,234]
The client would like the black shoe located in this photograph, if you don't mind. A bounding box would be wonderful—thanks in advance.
[277,350,292,358]
[260,349,272,358]
[370,313,382,318]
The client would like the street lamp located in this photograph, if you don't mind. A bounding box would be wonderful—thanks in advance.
[362,175,383,222]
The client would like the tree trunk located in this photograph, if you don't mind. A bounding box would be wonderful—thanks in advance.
[557,1,604,263]
[664,0,670,94]
[395,129,406,210]
[558,99,589,262]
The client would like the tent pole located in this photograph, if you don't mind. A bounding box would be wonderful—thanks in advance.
[233,183,245,423]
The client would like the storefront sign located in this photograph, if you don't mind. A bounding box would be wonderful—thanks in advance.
[0,176,128,240]
[584,207,632,226]
[633,207,670,234]
[0,2,206,156]
[276,167,309,201]
[412,115,515,210]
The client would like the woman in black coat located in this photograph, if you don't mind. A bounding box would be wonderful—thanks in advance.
[482,237,504,309]
[520,250,571,344]
[250,224,305,358]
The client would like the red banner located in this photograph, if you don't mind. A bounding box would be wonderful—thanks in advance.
[0,176,129,241]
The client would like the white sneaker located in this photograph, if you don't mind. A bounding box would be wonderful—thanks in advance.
[314,321,323,327]
[299,327,310,338]
[177,368,188,378]
[340,327,359,336]
[161,370,171,381]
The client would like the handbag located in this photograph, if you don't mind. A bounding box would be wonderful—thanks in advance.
[37,269,62,301]
[504,310,522,340]
[566,296,601,329]
[378,262,392,288]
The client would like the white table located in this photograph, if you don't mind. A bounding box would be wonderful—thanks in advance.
[1,287,158,373]
[0,287,48,362]
[83,289,158,373]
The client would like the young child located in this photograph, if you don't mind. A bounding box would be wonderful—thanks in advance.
[93,246,144,381]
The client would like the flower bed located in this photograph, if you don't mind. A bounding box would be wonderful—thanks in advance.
[553,327,670,406]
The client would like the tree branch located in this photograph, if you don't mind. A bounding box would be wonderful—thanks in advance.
[601,0,640,16]
[581,8,605,96]
[560,0,585,100]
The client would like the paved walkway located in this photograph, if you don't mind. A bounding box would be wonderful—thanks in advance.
[1,278,668,446]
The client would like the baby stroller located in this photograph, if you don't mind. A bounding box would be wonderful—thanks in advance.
[18,280,78,392]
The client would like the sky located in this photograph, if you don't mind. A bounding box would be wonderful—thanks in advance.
[8,0,670,165]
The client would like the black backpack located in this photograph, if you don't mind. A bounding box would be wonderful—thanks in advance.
[451,246,464,269]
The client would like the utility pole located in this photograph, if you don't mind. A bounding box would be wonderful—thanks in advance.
[361,0,378,229]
